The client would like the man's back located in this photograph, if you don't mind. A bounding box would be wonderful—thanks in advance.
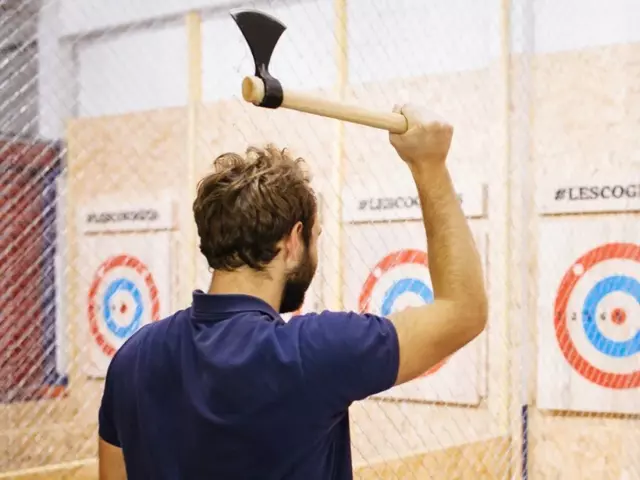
[99,292,400,480]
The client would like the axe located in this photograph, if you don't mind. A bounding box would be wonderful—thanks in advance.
[230,8,408,134]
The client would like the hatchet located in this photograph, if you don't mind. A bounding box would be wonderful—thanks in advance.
[230,8,408,134]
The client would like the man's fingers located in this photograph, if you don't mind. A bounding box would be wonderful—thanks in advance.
[390,105,403,143]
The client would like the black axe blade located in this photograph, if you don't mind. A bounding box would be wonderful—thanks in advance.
[230,8,287,108]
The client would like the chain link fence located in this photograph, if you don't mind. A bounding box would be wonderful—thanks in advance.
[1,0,638,478]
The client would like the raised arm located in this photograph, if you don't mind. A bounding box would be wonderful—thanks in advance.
[387,104,488,386]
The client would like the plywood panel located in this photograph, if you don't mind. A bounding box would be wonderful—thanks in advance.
[6,462,97,480]
[66,107,188,387]
[354,436,511,480]
[533,43,640,181]
[196,97,337,193]
[67,108,188,199]
[9,423,97,472]
[342,71,500,194]
[528,42,640,479]
[528,411,640,479]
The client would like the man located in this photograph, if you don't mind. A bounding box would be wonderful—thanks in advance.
[98,104,487,479]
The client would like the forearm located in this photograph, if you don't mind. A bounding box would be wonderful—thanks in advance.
[411,165,486,308]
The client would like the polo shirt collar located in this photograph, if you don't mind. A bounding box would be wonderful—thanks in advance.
[191,290,281,321]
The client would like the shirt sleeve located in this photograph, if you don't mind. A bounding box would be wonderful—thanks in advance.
[98,360,121,447]
[295,310,400,410]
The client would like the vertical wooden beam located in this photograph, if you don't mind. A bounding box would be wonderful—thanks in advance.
[501,0,535,478]
[333,0,348,310]
[185,12,202,304]
[498,0,517,476]
[509,0,536,478]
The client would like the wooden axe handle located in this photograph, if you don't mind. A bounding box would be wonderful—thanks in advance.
[242,76,408,134]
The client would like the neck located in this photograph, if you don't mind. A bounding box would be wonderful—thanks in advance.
[207,268,283,312]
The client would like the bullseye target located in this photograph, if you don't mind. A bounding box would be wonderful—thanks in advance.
[537,217,640,414]
[358,249,447,376]
[87,254,160,357]
[554,243,640,389]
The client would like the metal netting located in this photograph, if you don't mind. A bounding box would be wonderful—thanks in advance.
[0,0,638,478]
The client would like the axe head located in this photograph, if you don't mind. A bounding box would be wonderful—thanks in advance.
[230,8,287,108]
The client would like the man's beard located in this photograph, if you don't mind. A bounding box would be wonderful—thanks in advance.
[279,248,316,314]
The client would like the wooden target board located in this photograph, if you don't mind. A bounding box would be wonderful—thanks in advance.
[342,183,488,405]
[536,216,640,414]
[78,197,174,377]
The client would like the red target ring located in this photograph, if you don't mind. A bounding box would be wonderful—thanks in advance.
[359,249,447,377]
[88,254,160,357]
[554,243,640,389]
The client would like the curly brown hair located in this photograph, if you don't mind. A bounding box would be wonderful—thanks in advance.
[193,144,317,272]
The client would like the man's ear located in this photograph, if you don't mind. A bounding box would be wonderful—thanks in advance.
[284,222,304,263]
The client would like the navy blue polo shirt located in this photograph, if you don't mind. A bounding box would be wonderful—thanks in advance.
[99,291,399,479]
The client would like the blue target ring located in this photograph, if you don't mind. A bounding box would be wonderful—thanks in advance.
[582,275,640,358]
[381,278,434,316]
[102,278,144,339]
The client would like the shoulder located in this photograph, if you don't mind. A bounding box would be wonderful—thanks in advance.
[109,310,183,371]
[288,310,399,369]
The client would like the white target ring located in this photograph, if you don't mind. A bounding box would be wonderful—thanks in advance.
[87,254,160,357]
